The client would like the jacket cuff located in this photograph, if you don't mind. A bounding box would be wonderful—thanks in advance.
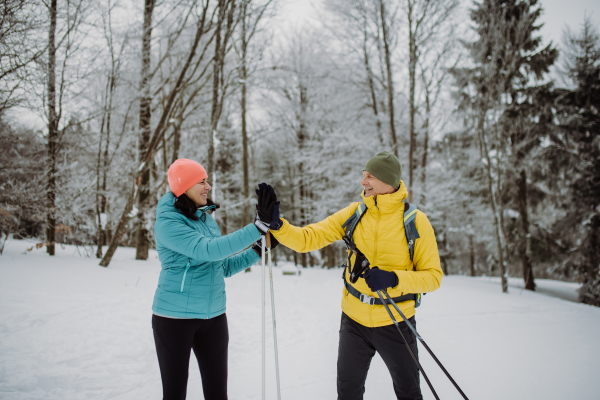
[247,247,261,264]
[393,270,406,292]
[391,271,399,288]
[271,218,290,237]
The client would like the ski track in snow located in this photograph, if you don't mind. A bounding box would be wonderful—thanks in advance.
[1,240,599,400]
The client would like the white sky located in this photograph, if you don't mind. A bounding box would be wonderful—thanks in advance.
[12,0,600,132]
[277,0,600,46]
[537,0,600,47]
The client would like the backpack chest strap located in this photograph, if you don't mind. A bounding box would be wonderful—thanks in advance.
[344,279,417,306]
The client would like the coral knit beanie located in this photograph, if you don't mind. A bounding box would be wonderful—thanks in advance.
[167,159,208,197]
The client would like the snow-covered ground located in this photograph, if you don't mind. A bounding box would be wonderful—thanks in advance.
[1,239,600,400]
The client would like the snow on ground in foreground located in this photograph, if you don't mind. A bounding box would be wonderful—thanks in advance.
[1,240,600,400]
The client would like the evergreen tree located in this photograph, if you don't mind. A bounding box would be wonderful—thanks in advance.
[452,0,557,291]
[555,17,600,306]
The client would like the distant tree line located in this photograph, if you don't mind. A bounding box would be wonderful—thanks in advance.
[0,0,598,305]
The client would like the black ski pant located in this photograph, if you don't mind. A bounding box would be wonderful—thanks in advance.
[152,313,229,400]
[337,312,422,400]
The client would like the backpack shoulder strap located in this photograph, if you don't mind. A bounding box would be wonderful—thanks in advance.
[341,202,368,276]
[342,202,368,240]
[403,202,420,264]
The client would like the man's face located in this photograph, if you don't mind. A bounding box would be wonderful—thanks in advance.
[360,171,395,198]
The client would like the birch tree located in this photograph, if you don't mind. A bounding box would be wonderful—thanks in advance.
[403,0,459,202]
[236,0,273,227]
[100,0,217,267]
[95,0,131,258]
[44,0,87,256]
[134,0,155,260]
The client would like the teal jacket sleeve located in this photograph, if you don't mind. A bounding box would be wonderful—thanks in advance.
[155,212,262,262]
[223,247,260,277]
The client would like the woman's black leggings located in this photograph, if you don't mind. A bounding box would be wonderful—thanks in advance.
[152,313,229,400]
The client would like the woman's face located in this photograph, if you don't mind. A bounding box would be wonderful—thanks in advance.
[185,178,211,207]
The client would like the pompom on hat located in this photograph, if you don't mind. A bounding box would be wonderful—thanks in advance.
[167,159,208,197]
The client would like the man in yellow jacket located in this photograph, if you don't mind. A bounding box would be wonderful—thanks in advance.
[255,151,443,400]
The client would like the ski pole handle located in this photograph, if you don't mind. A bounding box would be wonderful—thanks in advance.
[266,231,271,249]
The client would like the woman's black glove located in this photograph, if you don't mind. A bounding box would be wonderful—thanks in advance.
[363,267,399,292]
[254,183,283,232]
[252,235,279,256]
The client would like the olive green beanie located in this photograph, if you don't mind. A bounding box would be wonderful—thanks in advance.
[364,151,402,189]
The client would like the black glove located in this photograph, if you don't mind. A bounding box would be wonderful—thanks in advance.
[351,251,370,284]
[363,267,399,292]
[252,235,280,256]
[254,183,283,232]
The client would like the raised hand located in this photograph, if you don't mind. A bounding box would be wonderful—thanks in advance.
[254,183,283,232]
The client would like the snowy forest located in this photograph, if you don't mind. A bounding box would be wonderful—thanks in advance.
[0,0,599,306]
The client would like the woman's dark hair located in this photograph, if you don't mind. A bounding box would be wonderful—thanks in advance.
[173,193,220,221]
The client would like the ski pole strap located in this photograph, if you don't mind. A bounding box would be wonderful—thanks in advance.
[344,280,417,306]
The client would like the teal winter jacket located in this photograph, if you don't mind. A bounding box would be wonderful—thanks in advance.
[152,192,261,319]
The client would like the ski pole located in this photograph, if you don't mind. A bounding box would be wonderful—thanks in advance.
[380,289,469,400]
[267,233,282,400]
[261,236,266,400]
[375,290,440,400]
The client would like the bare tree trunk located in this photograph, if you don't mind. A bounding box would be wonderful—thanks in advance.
[378,0,398,157]
[96,67,117,258]
[469,233,475,277]
[46,0,57,256]
[135,0,155,261]
[95,82,108,259]
[420,90,430,206]
[362,14,383,144]
[518,168,535,290]
[240,3,251,273]
[298,82,308,269]
[240,1,250,227]
[209,0,226,185]
[440,222,449,275]
[289,163,298,267]
[96,142,104,258]
[171,124,181,164]
[221,190,228,234]
[477,109,508,292]
[407,0,417,202]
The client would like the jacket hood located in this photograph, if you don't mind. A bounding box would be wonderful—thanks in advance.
[157,191,177,216]
[361,180,408,213]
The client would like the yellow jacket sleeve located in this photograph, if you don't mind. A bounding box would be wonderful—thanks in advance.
[393,211,443,294]
[270,203,359,253]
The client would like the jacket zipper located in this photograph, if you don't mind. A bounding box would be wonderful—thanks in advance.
[180,259,191,292]
[370,205,382,327]
[206,265,214,319]
[373,206,381,266]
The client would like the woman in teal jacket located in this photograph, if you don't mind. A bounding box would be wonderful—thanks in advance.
[152,159,276,400]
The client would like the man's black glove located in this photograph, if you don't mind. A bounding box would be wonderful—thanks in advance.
[252,235,280,256]
[352,253,370,283]
[254,183,283,233]
[342,236,371,283]
[363,267,399,292]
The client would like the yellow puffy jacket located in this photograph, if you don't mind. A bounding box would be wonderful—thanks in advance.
[271,181,443,327]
